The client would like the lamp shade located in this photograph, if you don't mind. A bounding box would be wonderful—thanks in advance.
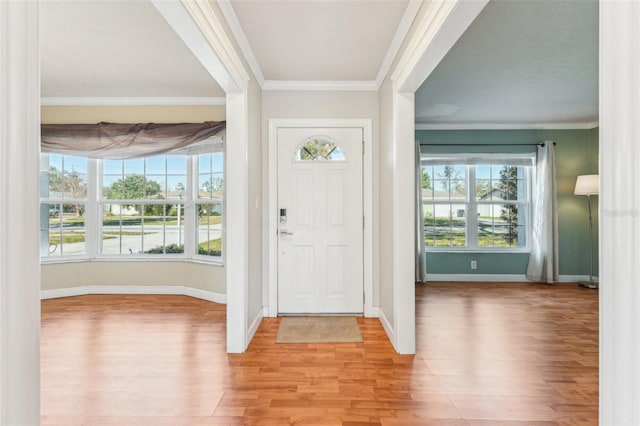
[574,174,599,195]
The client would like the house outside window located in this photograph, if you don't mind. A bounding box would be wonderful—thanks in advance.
[421,153,534,251]
[39,147,224,262]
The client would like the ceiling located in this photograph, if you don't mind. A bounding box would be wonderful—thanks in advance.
[40,1,225,99]
[40,0,599,126]
[415,0,599,127]
[226,0,409,82]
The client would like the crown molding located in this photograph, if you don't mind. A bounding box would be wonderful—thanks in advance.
[40,97,226,106]
[262,80,378,91]
[376,0,422,87]
[415,121,600,130]
[216,0,265,88]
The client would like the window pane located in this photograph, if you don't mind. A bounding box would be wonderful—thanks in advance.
[124,158,144,175]
[424,204,466,247]
[102,175,121,199]
[102,205,144,254]
[143,205,174,254]
[145,175,166,198]
[103,159,122,175]
[432,165,466,200]
[197,202,222,257]
[145,156,165,174]
[168,203,185,250]
[211,152,224,173]
[41,203,86,256]
[478,203,526,248]
[475,179,491,200]
[167,178,187,200]
[198,154,212,173]
[166,156,187,175]
[295,136,346,161]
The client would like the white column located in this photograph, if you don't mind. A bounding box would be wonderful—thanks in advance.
[225,91,249,353]
[0,1,41,424]
[392,91,416,354]
[599,1,640,424]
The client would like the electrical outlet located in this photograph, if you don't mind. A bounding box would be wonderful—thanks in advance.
[470,260,477,270]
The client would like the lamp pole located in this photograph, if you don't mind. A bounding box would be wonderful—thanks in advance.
[584,194,596,288]
[574,174,599,289]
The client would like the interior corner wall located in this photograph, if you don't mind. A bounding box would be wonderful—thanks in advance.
[246,78,264,330]
[261,90,380,309]
[377,79,395,330]
[416,128,599,278]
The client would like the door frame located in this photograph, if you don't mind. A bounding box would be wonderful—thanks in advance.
[267,119,374,317]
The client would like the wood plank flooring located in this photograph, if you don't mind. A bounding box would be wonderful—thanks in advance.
[41,282,598,425]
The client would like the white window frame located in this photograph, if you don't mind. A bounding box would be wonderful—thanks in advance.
[422,153,535,253]
[40,150,224,265]
[39,153,90,261]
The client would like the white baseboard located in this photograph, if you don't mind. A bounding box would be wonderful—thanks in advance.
[426,274,527,282]
[424,274,594,283]
[377,307,394,346]
[247,307,264,344]
[40,285,226,304]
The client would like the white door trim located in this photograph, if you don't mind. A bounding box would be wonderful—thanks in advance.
[267,119,373,317]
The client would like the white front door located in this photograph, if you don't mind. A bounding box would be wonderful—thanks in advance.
[277,127,363,314]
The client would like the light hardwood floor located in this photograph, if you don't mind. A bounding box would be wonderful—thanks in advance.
[41,283,598,425]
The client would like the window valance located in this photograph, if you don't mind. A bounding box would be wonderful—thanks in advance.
[41,121,225,159]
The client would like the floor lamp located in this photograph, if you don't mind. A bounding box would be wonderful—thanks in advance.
[574,174,599,289]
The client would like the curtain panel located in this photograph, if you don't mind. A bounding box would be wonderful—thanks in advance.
[415,142,427,282]
[526,141,559,283]
[41,121,226,159]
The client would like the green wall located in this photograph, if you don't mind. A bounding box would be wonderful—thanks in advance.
[416,128,599,277]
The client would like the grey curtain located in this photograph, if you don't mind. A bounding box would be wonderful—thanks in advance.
[526,141,559,283]
[415,142,427,282]
[41,121,225,159]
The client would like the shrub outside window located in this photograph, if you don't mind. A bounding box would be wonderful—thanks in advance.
[421,154,534,251]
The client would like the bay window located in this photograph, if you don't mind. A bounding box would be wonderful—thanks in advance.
[39,144,224,262]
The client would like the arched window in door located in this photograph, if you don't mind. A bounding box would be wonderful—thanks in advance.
[294,135,347,162]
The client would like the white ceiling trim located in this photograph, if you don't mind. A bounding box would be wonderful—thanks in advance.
[375,0,422,87]
[216,0,265,87]
[262,80,378,91]
[40,97,226,106]
[415,121,600,130]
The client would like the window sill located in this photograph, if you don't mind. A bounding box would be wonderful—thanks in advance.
[41,256,224,266]
[426,249,530,254]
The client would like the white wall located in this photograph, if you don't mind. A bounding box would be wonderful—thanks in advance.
[261,90,380,309]
[42,261,225,294]
[246,77,263,335]
[377,79,395,330]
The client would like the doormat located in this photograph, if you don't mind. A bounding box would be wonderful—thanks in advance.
[275,316,363,343]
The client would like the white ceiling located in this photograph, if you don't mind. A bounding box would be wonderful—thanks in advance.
[40,1,225,99]
[40,0,599,127]
[227,0,409,82]
[415,0,599,127]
